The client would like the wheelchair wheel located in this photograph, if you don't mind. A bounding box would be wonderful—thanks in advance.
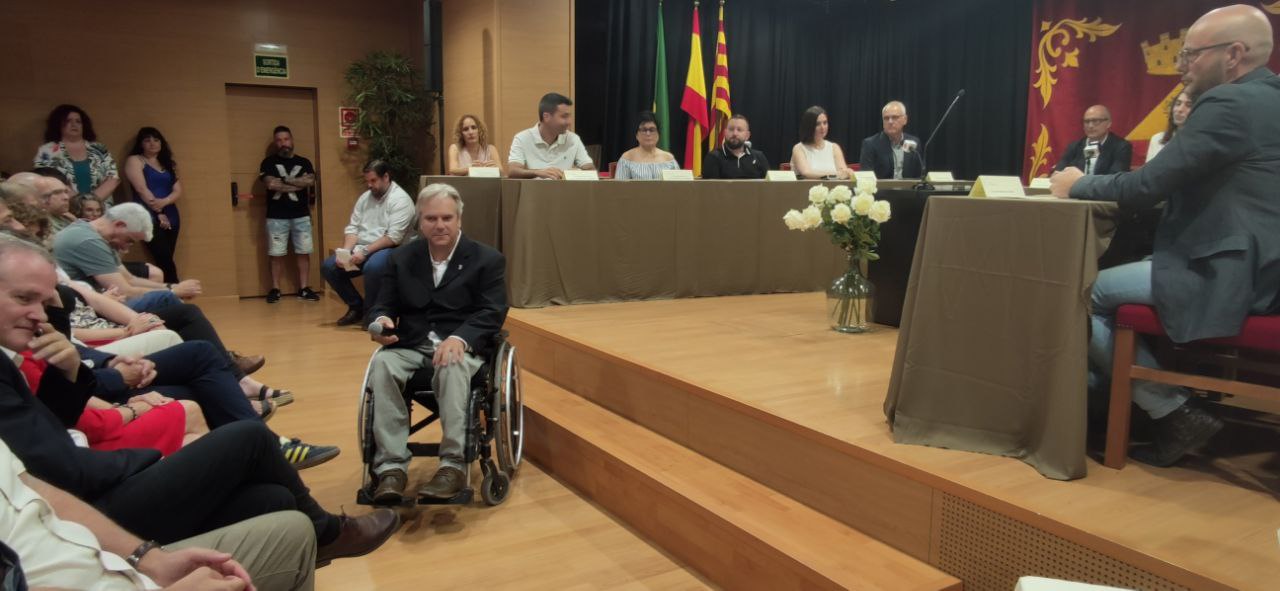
[481,465,512,506]
[356,385,376,491]
[491,341,524,474]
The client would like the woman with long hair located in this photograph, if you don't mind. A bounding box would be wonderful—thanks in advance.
[1145,90,1193,163]
[34,104,120,204]
[124,127,183,283]
[446,114,504,175]
[790,106,852,179]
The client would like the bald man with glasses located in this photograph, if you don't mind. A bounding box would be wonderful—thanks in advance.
[1052,105,1133,176]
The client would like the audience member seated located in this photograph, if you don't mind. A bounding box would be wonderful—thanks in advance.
[28,167,78,234]
[34,104,120,205]
[1145,90,1193,163]
[0,438,318,590]
[51,202,202,312]
[614,111,679,180]
[790,105,851,179]
[1052,104,1133,175]
[79,194,104,220]
[702,114,770,179]
[0,179,41,208]
[859,101,922,180]
[366,183,509,504]
[0,235,401,556]
[1050,4,1280,466]
[447,114,504,176]
[5,200,53,247]
[321,160,415,327]
[507,92,595,179]
[124,126,184,284]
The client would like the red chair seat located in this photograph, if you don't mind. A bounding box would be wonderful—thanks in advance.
[1116,304,1280,352]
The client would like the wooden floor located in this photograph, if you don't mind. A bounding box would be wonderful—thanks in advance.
[505,293,1280,591]
[196,297,712,591]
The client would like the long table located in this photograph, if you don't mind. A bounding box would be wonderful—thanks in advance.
[883,196,1118,480]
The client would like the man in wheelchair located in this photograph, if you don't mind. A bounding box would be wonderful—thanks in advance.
[365,183,508,504]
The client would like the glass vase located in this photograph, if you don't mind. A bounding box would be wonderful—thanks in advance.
[826,255,875,333]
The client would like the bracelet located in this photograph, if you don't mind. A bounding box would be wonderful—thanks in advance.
[117,403,137,423]
[126,539,161,568]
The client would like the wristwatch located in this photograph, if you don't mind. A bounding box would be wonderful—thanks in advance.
[126,539,161,568]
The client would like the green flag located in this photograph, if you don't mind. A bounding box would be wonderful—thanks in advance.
[653,1,670,151]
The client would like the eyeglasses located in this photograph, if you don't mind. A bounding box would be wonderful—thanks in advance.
[882,115,904,122]
[637,127,659,134]
[1176,41,1244,66]
[1082,118,1110,126]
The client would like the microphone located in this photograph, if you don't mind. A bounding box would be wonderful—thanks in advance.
[744,140,752,149]
[916,89,965,190]
[1083,141,1100,159]
[368,321,397,337]
[902,139,918,153]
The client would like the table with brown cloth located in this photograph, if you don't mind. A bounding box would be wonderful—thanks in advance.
[419,175,503,249]
[883,196,1118,480]
[500,179,850,307]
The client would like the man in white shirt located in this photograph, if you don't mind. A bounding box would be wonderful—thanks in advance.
[507,92,595,179]
[320,160,415,326]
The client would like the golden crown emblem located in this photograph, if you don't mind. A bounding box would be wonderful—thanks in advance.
[1141,29,1187,75]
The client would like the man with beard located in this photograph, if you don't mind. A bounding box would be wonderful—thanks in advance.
[321,160,415,326]
[701,114,770,179]
[260,125,320,304]
[1051,4,1280,466]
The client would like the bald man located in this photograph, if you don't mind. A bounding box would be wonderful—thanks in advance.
[1051,4,1280,467]
[1052,105,1133,175]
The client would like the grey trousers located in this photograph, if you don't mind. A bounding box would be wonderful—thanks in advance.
[169,510,316,591]
[367,343,484,475]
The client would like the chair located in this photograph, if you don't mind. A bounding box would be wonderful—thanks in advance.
[780,162,792,171]
[355,331,524,505]
[1105,304,1280,468]
[607,161,617,178]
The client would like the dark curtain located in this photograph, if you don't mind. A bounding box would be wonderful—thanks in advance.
[577,0,1033,179]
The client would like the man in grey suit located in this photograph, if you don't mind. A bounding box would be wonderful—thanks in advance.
[1050,4,1279,467]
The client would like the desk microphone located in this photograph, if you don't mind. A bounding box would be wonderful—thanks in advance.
[916,88,965,190]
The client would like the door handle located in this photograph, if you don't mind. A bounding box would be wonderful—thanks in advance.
[231,181,239,207]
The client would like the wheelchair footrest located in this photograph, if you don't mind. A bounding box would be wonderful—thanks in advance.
[418,488,474,505]
[355,485,474,507]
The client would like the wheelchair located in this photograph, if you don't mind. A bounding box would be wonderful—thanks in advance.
[355,331,524,507]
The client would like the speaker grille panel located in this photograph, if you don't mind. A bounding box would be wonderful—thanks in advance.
[936,494,1189,591]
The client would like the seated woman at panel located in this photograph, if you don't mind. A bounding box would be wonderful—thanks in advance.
[124,126,183,284]
[1145,90,1193,163]
[446,114,504,176]
[34,104,120,205]
[615,111,679,180]
[790,105,852,180]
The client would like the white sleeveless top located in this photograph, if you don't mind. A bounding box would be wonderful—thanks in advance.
[793,141,837,176]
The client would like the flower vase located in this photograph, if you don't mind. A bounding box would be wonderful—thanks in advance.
[826,255,874,333]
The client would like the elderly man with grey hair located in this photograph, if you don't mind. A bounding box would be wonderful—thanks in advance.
[363,182,508,504]
[859,100,922,179]
[51,202,202,312]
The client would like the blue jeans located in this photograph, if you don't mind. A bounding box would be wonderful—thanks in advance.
[126,289,183,313]
[1089,260,1188,419]
[320,248,394,310]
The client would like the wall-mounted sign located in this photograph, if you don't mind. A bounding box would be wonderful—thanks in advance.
[254,54,289,79]
[339,107,360,138]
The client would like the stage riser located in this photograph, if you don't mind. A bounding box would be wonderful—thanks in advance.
[509,321,1220,591]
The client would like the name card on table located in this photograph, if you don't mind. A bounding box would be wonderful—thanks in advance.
[969,175,1027,198]
[1028,177,1052,190]
[564,169,600,181]
[766,170,797,181]
[925,171,955,183]
[468,166,501,178]
[853,171,879,189]
[661,169,696,181]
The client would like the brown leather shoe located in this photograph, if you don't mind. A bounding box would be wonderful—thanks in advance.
[372,469,407,504]
[230,351,265,375]
[315,508,400,567]
[418,466,466,499]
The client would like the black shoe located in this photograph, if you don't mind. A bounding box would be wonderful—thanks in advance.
[298,286,321,301]
[1130,403,1224,467]
[279,436,341,469]
[266,288,282,303]
[336,307,363,326]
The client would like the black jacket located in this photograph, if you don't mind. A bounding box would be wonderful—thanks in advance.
[858,132,923,179]
[1054,132,1133,175]
[366,234,509,357]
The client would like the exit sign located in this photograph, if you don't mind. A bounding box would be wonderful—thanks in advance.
[254,54,289,79]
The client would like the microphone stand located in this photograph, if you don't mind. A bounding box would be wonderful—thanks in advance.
[915,89,965,191]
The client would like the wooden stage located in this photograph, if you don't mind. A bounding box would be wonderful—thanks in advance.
[505,293,1280,591]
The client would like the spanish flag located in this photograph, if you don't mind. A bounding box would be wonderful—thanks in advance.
[681,4,709,175]
[708,3,731,151]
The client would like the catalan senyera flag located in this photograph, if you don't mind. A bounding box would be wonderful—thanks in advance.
[653,1,670,151]
[681,5,709,175]
[708,4,732,151]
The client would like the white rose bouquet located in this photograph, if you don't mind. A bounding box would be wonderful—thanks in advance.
[782,183,891,262]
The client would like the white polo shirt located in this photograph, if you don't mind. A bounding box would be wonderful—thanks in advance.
[508,124,593,170]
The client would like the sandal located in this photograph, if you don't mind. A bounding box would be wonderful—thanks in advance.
[252,399,276,423]
[250,385,294,407]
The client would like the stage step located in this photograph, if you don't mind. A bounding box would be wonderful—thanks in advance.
[522,372,962,591]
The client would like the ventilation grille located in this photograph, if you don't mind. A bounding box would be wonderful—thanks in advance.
[936,494,1190,591]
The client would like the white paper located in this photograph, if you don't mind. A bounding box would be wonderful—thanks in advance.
[970,175,1027,198]
[766,170,797,181]
[661,169,695,181]
[468,166,500,178]
[335,248,356,271]
[1028,177,1052,189]
[925,171,955,182]
[853,171,879,189]
[564,169,599,181]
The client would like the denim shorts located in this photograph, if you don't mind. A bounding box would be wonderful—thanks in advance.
[266,216,314,256]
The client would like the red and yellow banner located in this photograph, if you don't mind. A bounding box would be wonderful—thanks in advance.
[682,5,710,175]
[708,3,732,151]
[1022,0,1280,180]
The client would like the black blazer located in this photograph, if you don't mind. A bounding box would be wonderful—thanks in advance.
[858,132,923,179]
[0,358,159,501]
[366,234,509,357]
[1054,132,1133,175]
